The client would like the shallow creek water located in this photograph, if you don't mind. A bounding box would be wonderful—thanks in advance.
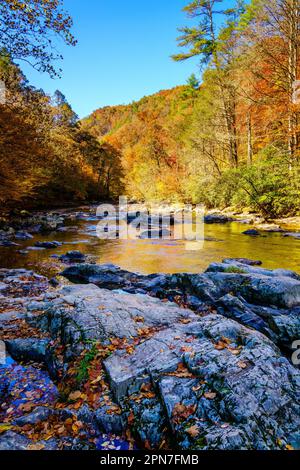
[0,209,300,275]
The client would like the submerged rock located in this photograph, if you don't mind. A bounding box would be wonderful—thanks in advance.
[34,241,62,249]
[243,229,260,236]
[59,251,87,263]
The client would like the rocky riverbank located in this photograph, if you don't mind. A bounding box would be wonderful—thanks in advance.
[1,259,300,451]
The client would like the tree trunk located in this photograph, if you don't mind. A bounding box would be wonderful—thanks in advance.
[247,112,253,166]
[287,0,299,163]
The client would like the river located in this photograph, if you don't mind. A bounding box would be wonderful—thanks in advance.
[0,208,299,276]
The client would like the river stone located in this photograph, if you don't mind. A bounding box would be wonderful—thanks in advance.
[5,338,50,364]
[223,258,262,266]
[15,231,33,240]
[283,232,300,240]
[205,271,300,308]
[34,241,62,249]
[60,251,86,263]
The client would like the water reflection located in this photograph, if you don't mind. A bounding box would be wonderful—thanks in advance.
[0,218,299,276]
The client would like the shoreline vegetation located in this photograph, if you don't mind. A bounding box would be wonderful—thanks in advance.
[1,1,300,219]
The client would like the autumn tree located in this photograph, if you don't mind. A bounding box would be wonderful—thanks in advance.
[173,0,246,167]
[0,0,76,77]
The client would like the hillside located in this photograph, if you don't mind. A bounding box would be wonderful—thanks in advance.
[82,86,198,202]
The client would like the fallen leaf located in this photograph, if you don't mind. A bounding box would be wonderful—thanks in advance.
[237,361,248,369]
[128,411,135,425]
[27,443,45,451]
[69,391,83,401]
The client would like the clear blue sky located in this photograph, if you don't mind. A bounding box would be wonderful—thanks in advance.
[20,0,232,118]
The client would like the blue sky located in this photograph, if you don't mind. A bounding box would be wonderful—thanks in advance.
[20,0,232,118]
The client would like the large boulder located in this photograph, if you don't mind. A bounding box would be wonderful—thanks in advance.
[30,284,196,353]
[204,213,233,224]
[23,282,300,450]
[104,314,300,450]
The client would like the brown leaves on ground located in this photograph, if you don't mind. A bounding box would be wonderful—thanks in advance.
[214,337,242,356]
[204,392,217,400]
[166,362,195,379]
[14,414,85,444]
[0,317,50,341]
[129,382,157,403]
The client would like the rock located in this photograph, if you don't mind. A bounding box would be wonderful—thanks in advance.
[0,269,49,298]
[34,241,62,249]
[283,232,300,240]
[243,229,260,236]
[255,224,283,233]
[205,271,300,308]
[27,246,46,251]
[223,258,262,266]
[0,240,19,247]
[216,294,272,337]
[17,250,29,255]
[15,231,33,240]
[60,251,87,263]
[94,404,127,434]
[104,314,300,450]
[31,284,196,354]
[49,277,60,287]
[204,213,233,224]
[0,228,15,240]
[0,431,31,450]
[5,338,50,364]
[61,263,146,290]
[14,406,54,426]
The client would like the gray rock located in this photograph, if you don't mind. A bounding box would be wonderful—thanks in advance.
[104,313,300,450]
[94,404,127,434]
[223,258,262,266]
[60,251,87,263]
[34,241,62,249]
[0,431,31,450]
[0,240,19,247]
[15,231,33,240]
[206,271,300,308]
[283,232,300,240]
[32,284,196,354]
[204,214,233,224]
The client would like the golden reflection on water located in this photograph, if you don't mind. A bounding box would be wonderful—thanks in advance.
[0,220,299,275]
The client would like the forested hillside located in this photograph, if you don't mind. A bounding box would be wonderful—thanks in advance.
[84,0,300,218]
[1,0,300,218]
